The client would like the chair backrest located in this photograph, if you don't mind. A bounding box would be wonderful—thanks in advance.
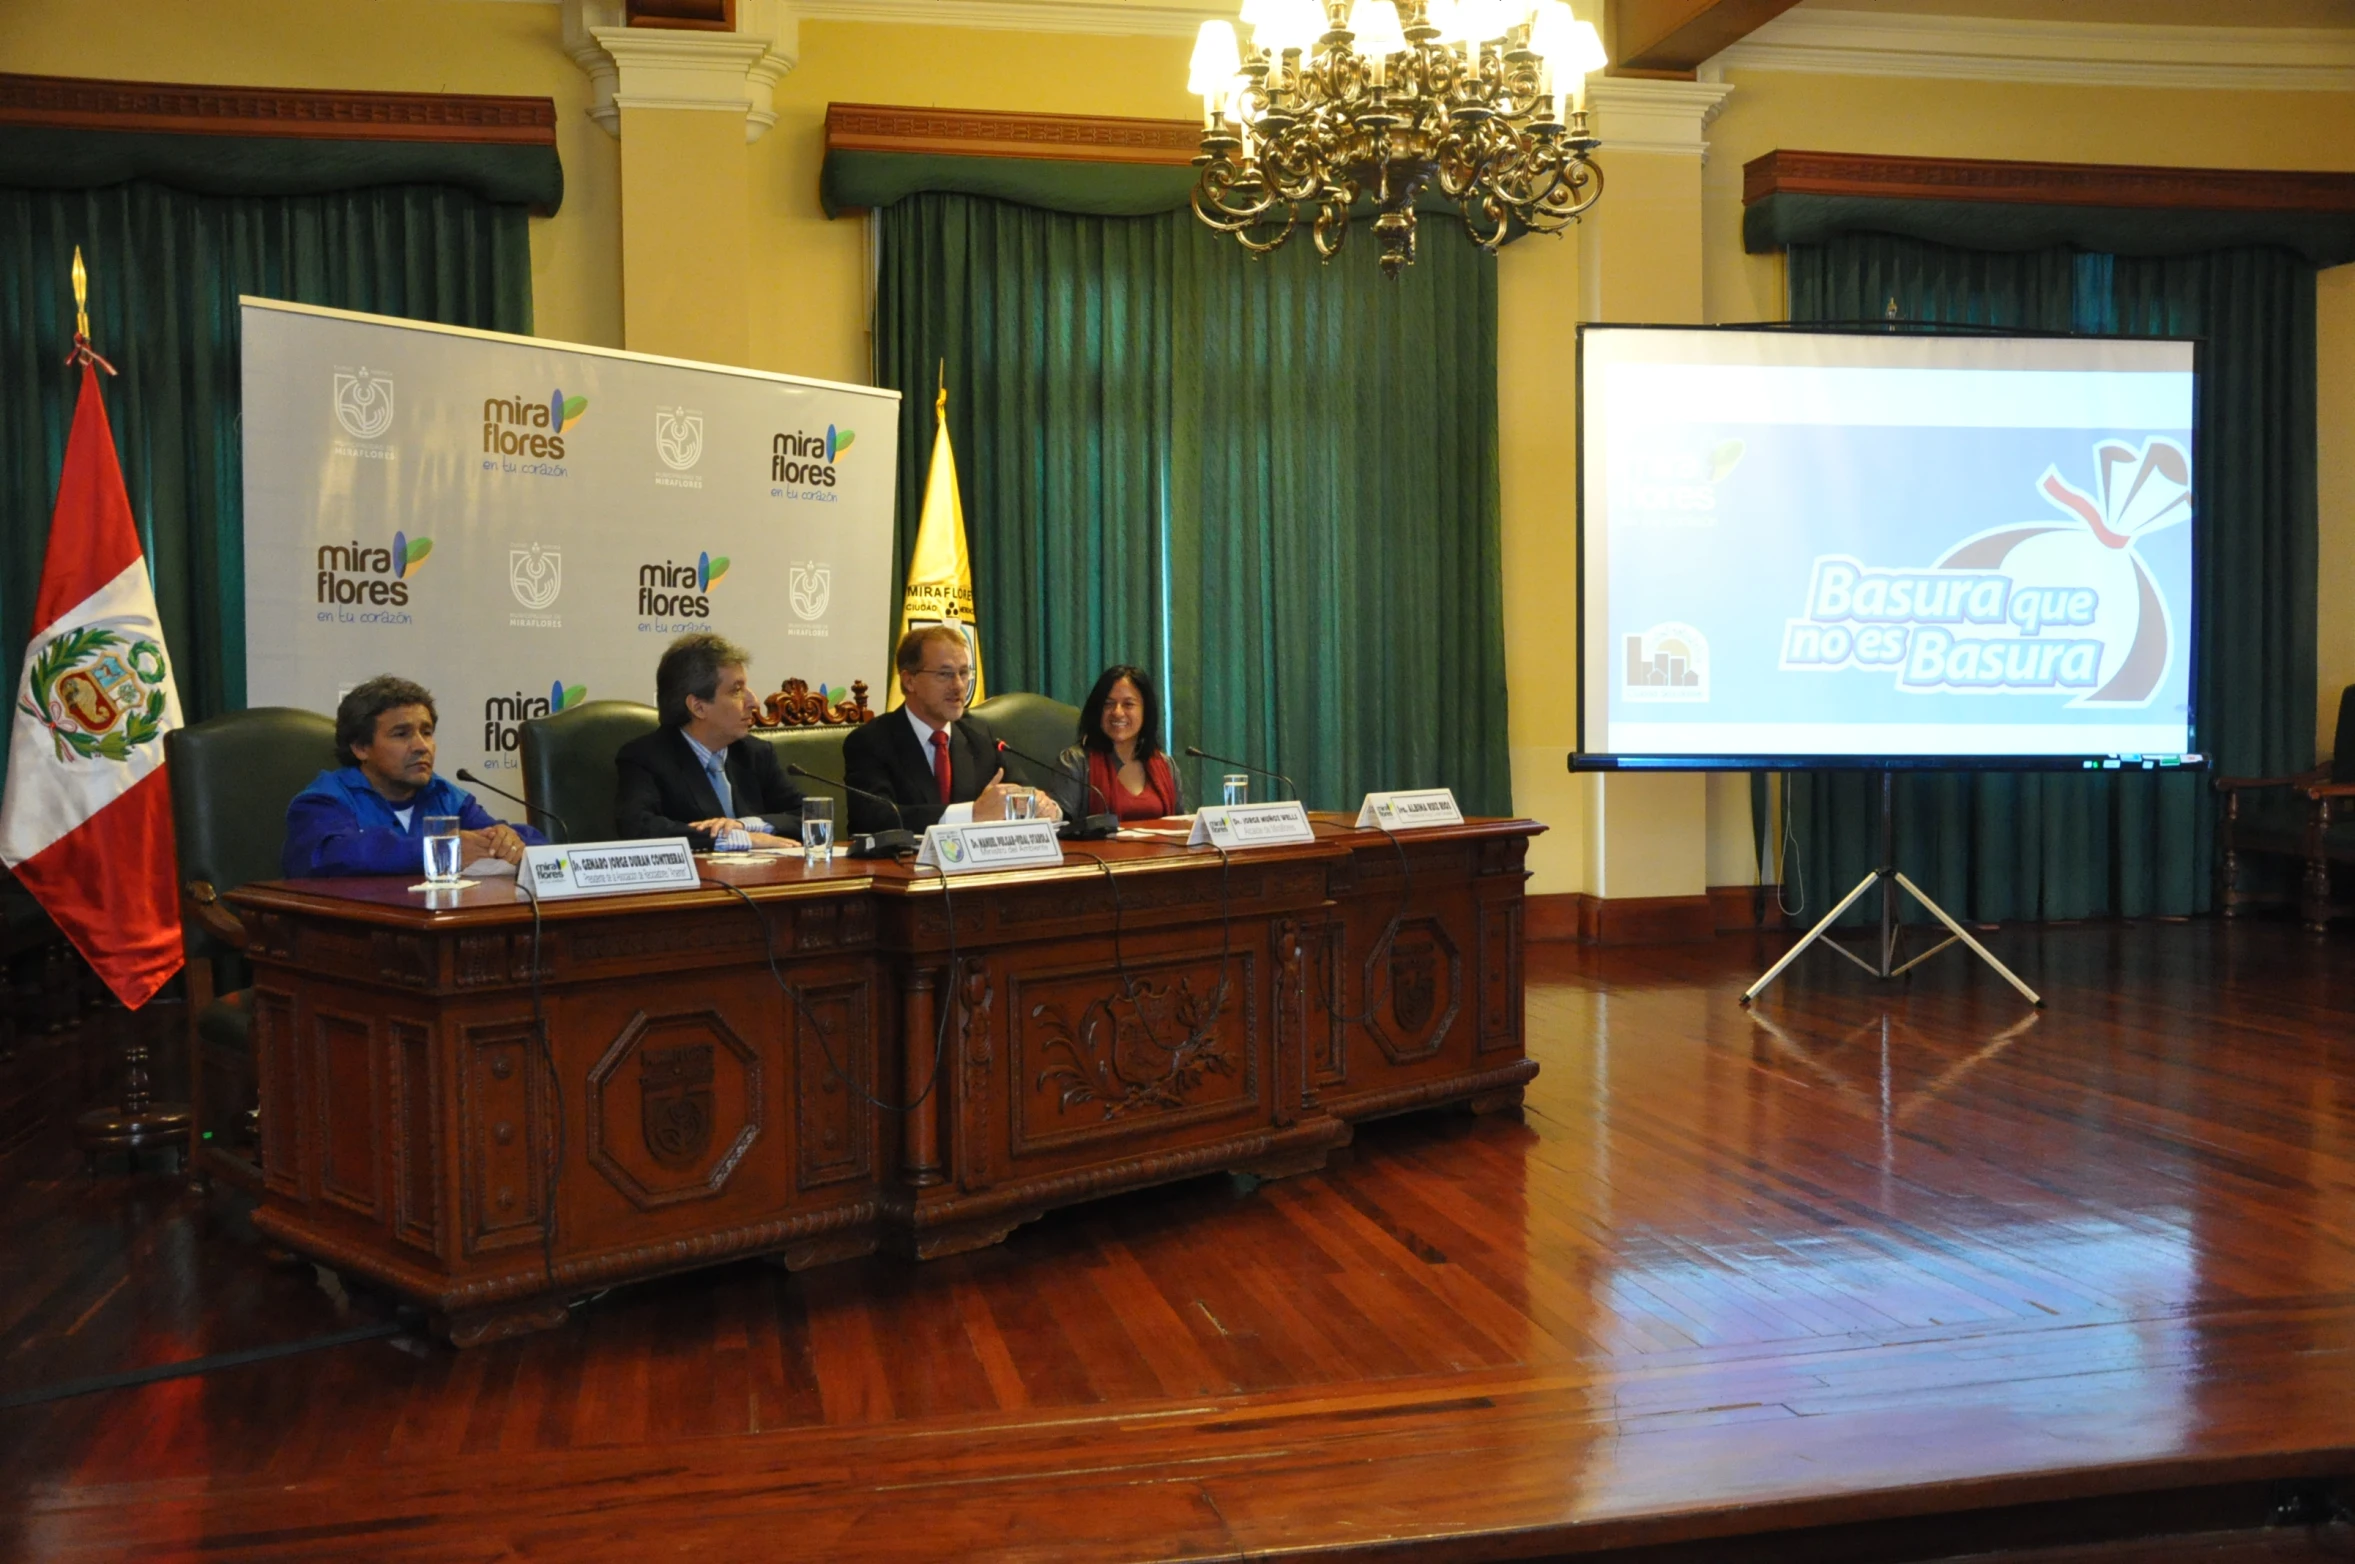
[752,727,851,822]
[519,699,658,844]
[2333,684,2355,786]
[969,691,1082,789]
[165,707,339,958]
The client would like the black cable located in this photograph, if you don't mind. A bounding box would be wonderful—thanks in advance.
[514,871,562,1295]
[0,1321,407,1410]
[699,873,955,1115]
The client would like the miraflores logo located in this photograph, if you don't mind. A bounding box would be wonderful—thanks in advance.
[637,551,728,622]
[787,561,831,637]
[481,679,586,767]
[483,387,588,463]
[332,367,396,460]
[1621,437,1743,526]
[771,424,852,495]
[316,531,431,624]
[656,407,704,470]
[1778,437,2192,705]
[509,544,563,628]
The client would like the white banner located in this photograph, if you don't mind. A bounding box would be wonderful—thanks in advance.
[239,299,901,780]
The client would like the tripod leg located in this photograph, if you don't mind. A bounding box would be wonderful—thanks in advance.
[1742,869,1885,1005]
[1892,872,2042,1007]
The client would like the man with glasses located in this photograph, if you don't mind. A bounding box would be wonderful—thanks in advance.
[841,625,1060,835]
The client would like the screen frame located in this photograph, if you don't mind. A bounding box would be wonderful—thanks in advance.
[1570,320,2207,775]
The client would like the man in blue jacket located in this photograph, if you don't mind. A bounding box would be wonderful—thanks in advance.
[282,675,545,878]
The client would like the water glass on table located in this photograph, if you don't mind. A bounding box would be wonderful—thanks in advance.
[1004,791,1038,822]
[422,814,463,884]
[1222,774,1250,808]
[801,798,835,865]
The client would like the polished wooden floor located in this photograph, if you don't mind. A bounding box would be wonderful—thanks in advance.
[6,920,2355,1562]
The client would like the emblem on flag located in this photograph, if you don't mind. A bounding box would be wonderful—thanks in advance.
[18,629,170,762]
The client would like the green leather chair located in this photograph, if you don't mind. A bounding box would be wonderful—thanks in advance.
[519,700,658,844]
[971,691,1083,791]
[165,705,340,1188]
[753,726,852,823]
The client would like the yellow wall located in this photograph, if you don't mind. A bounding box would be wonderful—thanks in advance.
[7,2,2353,861]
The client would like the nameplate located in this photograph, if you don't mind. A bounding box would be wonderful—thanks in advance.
[914,820,1064,874]
[1355,788,1465,830]
[1188,802,1316,848]
[521,837,699,901]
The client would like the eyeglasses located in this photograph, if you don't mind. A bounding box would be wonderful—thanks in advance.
[919,666,975,685]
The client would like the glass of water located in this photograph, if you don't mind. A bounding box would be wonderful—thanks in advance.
[1222,774,1250,808]
[1004,790,1037,822]
[422,814,463,884]
[801,797,836,866]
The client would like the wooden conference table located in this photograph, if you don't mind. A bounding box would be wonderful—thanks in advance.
[229,815,1541,1345]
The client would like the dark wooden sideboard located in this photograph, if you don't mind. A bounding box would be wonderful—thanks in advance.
[228,817,1541,1344]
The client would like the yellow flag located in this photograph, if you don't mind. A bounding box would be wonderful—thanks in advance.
[886,380,984,707]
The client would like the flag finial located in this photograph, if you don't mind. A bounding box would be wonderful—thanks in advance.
[936,358,946,419]
[64,246,115,374]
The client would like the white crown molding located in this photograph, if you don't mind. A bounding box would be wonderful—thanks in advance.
[1715,9,2355,93]
[562,0,801,141]
[791,0,1229,37]
[1586,77,1735,161]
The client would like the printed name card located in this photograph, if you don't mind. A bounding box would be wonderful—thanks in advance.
[1188,802,1317,848]
[1355,788,1465,830]
[915,820,1065,875]
[521,838,699,901]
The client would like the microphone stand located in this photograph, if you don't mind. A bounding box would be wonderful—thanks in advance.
[1182,745,1300,805]
[456,767,571,840]
[993,738,1118,840]
[785,763,919,858]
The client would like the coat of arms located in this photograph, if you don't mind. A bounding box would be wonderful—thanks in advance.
[640,1042,714,1169]
[790,562,831,622]
[18,628,169,763]
[509,545,563,611]
[1390,935,1438,1033]
[332,367,395,440]
[655,406,704,471]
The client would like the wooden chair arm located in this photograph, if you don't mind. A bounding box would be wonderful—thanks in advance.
[2214,766,2327,793]
[184,880,249,950]
[2303,781,2355,802]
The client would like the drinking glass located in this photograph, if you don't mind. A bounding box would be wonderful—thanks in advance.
[422,815,463,884]
[801,798,836,866]
[1222,774,1250,808]
[1004,791,1038,822]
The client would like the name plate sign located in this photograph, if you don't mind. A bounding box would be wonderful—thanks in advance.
[1355,788,1465,830]
[915,820,1064,875]
[1188,802,1317,848]
[521,837,699,901]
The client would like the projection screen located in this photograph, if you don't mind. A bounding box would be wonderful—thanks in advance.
[1575,325,2200,771]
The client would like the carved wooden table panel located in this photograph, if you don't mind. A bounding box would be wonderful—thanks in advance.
[232,819,1539,1343]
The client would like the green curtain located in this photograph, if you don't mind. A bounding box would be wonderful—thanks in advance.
[1781,233,2316,923]
[875,192,1509,815]
[1,180,532,776]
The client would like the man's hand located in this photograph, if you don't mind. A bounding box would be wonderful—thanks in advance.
[459,824,527,866]
[973,768,1013,821]
[747,831,795,850]
[691,816,747,837]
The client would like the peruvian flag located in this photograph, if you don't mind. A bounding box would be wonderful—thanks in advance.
[0,359,184,1008]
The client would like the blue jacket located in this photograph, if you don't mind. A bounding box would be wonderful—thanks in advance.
[281,768,547,879]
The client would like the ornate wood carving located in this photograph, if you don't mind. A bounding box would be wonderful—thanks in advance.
[957,959,995,1193]
[390,1020,440,1255]
[1477,898,1524,1055]
[372,930,435,988]
[585,1009,761,1210]
[1033,976,1238,1119]
[758,677,872,729]
[458,1023,546,1256]
[570,918,759,966]
[825,101,1199,167]
[1271,919,1304,1127]
[1013,952,1260,1156]
[1313,923,1348,1087]
[1743,148,2355,215]
[0,72,558,145]
[1365,919,1462,1065]
[795,981,873,1191]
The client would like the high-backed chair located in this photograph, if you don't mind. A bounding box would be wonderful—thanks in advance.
[2216,684,2355,932]
[753,727,852,823]
[519,700,658,844]
[970,691,1082,792]
[165,706,339,1187]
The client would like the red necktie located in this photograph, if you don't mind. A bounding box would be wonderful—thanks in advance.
[930,728,951,804]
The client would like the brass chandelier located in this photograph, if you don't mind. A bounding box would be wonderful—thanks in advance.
[1186,0,1609,276]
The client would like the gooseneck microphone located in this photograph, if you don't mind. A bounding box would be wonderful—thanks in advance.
[993,738,1118,840]
[1182,746,1299,803]
[784,762,919,857]
[456,768,570,839]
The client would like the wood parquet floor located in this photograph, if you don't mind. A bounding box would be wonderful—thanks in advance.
[6,920,2355,1562]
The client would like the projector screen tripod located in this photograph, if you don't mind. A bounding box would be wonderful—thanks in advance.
[1742,770,2041,1008]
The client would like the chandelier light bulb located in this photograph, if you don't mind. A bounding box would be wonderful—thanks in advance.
[1425,0,1466,43]
[1454,0,1513,43]
[1189,20,1244,96]
[1348,0,1409,57]
[1257,0,1327,55]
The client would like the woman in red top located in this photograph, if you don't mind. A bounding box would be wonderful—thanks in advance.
[1059,663,1182,821]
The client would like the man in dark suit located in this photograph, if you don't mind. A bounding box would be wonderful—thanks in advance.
[616,633,805,852]
[841,624,1061,835]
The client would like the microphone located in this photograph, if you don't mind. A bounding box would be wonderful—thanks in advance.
[456,768,570,839]
[1183,746,1298,804]
[993,738,1117,841]
[784,763,918,858]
